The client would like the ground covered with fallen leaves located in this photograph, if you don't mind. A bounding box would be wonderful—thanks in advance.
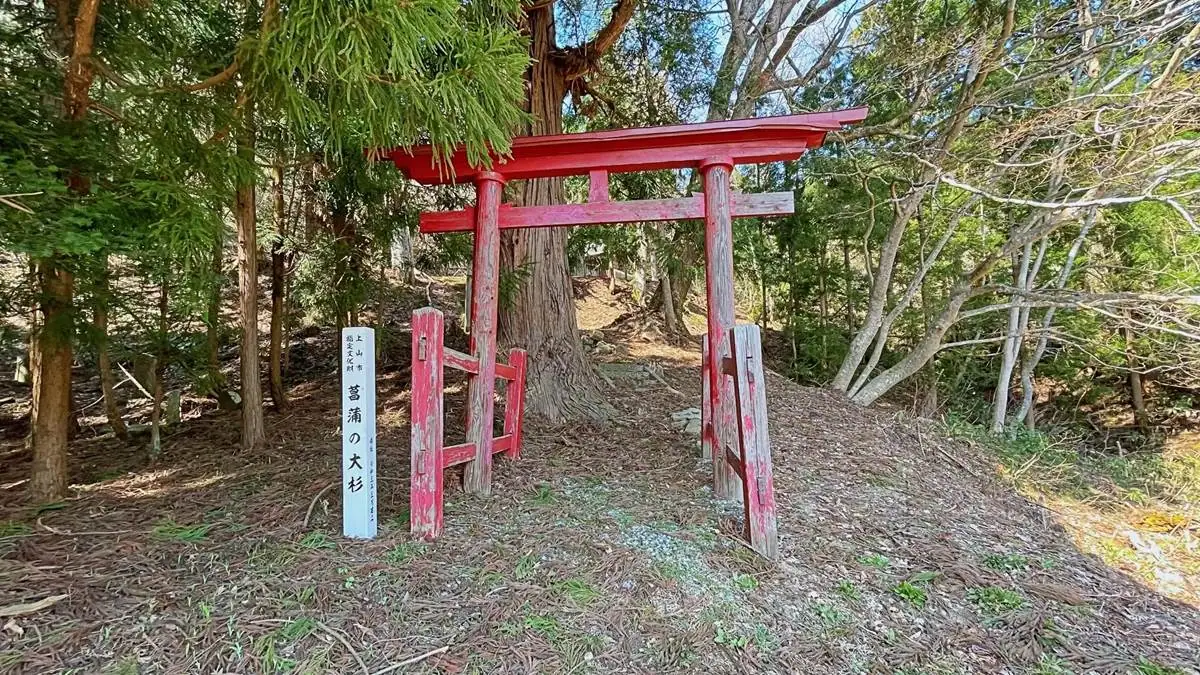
[1,281,1198,674]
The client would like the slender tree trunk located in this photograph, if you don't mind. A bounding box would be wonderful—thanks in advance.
[498,4,608,422]
[235,100,265,450]
[94,264,128,441]
[657,231,694,335]
[149,281,167,458]
[205,231,237,409]
[268,165,288,411]
[1124,315,1149,432]
[991,238,1034,433]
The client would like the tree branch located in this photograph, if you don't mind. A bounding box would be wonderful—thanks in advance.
[181,61,239,92]
[556,0,640,80]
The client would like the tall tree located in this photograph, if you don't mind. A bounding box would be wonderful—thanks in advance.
[499,0,638,421]
[28,0,102,501]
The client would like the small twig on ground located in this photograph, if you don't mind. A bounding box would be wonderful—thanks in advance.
[369,646,449,675]
[317,621,369,675]
[303,480,337,528]
[644,365,686,398]
[36,518,131,537]
[0,595,67,618]
[918,426,980,479]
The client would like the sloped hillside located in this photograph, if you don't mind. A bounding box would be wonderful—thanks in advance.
[0,283,1197,674]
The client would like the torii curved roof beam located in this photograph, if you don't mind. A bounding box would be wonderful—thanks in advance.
[385,107,868,184]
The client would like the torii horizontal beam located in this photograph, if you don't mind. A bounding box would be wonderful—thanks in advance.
[384,108,868,184]
[419,192,794,233]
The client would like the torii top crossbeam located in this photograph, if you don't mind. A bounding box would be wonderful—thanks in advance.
[387,108,867,184]
[380,107,866,524]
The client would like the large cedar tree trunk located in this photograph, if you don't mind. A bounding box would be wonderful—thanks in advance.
[498,5,608,422]
[30,261,74,501]
[30,0,102,502]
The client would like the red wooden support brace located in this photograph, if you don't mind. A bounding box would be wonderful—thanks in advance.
[703,158,742,502]
[503,348,528,460]
[410,308,445,540]
[464,172,504,497]
[729,324,778,560]
[701,340,712,461]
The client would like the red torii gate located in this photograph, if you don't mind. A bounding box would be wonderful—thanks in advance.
[386,107,867,559]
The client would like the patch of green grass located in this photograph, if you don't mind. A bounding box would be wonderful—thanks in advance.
[385,510,410,530]
[0,521,31,538]
[813,602,850,632]
[496,620,522,637]
[858,552,890,569]
[1029,653,1072,675]
[385,542,424,565]
[835,580,861,600]
[892,581,927,608]
[982,552,1029,572]
[34,501,67,515]
[530,483,555,505]
[732,573,758,591]
[608,509,635,528]
[966,586,1026,615]
[277,617,316,642]
[477,569,506,588]
[298,531,336,550]
[293,586,316,606]
[751,624,779,652]
[712,623,749,649]
[654,560,685,581]
[101,657,140,675]
[523,614,561,641]
[515,553,538,580]
[152,519,212,542]
[1134,658,1186,675]
[554,579,600,606]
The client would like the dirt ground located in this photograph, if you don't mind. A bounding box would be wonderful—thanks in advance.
[1,280,1198,674]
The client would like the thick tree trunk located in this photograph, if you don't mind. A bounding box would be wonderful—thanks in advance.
[30,260,73,502]
[30,0,101,502]
[268,165,288,411]
[498,4,607,422]
[235,104,265,450]
[93,266,128,441]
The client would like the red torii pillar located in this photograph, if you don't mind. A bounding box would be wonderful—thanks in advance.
[384,107,867,537]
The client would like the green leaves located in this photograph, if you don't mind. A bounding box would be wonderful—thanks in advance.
[251,0,528,163]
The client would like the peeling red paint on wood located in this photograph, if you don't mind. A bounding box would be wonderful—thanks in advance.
[703,160,742,502]
[419,193,794,233]
[410,308,445,540]
[444,347,479,374]
[701,341,712,461]
[503,348,527,460]
[730,324,779,561]
[588,170,609,203]
[463,173,503,497]
[409,308,529,540]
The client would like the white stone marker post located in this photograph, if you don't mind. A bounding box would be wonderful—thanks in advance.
[341,327,377,539]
